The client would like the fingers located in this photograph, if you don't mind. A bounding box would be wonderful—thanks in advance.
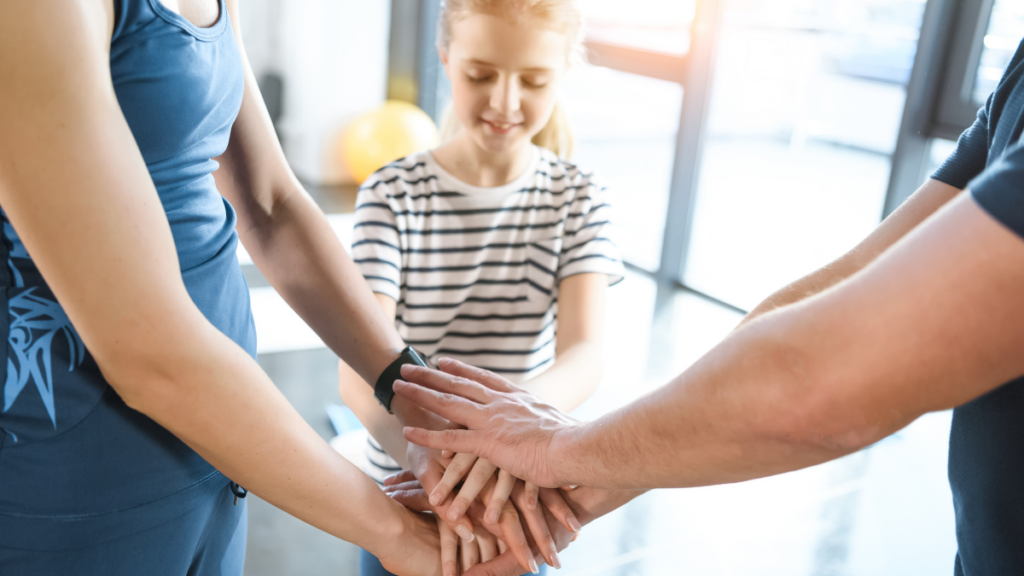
[442,420,465,459]
[412,452,478,542]
[383,483,432,513]
[399,364,494,403]
[460,531,481,574]
[438,518,460,576]
[404,426,481,456]
[436,358,518,394]
[475,526,498,563]
[539,487,583,534]
[496,497,539,574]
[448,459,498,523]
[432,453,479,507]
[512,481,560,570]
[394,380,483,427]
[484,470,516,526]
[384,469,418,487]
[523,483,539,511]
[462,549,532,576]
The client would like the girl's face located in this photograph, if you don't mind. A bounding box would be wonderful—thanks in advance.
[441,14,570,155]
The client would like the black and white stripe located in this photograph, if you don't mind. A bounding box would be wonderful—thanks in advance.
[352,146,623,482]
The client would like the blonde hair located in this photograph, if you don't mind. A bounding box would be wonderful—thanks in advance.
[436,0,584,159]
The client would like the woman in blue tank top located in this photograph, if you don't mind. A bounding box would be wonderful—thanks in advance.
[0,1,570,574]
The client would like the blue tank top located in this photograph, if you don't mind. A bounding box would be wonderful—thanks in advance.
[0,0,255,549]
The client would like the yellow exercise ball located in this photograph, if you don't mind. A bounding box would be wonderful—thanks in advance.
[341,100,440,184]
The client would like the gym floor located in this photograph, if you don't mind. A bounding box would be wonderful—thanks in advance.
[241,184,957,576]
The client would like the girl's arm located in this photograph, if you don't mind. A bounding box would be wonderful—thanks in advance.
[0,2,438,573]
[518,273,608,411]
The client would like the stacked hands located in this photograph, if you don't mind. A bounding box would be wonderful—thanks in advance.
[381,358,587,576]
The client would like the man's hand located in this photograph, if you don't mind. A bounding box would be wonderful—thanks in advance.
[395,359,581,487]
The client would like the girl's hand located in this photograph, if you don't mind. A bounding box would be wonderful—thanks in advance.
[386,471,538,575]
[432,454,498,521]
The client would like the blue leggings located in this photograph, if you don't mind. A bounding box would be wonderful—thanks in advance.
[359,548,548,576]
[0,482,247,576]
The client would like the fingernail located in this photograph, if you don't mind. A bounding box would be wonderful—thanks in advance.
[549,547,562,569]
[568,515,582,533]
[528,555,539,574]
[429,492,442,506]
[485,508,499,524]
[447,507,461,522]
[455,525,475,542]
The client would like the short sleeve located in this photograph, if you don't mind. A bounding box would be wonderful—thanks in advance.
[558,172,625,285]
[932,98,992,189]
[351,180,403,301]
[969,142,1024,240]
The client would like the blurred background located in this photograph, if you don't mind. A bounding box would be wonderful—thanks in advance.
[235,0,1024,574]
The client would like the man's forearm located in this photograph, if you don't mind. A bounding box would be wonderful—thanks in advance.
[548,312,872,490]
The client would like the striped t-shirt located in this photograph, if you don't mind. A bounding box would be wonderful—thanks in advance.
[352,145,624,481]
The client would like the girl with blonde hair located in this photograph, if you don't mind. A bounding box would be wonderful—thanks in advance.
[339,0,624,574]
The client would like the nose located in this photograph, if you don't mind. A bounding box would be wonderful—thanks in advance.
[489,75,521,116]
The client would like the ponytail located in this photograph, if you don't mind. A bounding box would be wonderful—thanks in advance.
[438,98,575,159]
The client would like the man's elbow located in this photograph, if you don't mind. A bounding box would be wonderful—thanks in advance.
[767,385,889,457]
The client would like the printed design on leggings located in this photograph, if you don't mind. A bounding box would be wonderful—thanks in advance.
[3,288,86,431]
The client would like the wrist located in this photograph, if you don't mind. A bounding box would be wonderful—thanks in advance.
[362,499,411,561]
[391,394,446,429]
[549,423,586,486]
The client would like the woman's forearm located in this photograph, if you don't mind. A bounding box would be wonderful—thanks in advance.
[339,359,412,469]
[240,190,405,384]
[116,319,412,559]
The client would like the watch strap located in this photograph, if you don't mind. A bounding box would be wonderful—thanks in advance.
[374,346,427,413]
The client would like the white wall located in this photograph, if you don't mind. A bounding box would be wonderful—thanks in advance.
[241,0,391,185]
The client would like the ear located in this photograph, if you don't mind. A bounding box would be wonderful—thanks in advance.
[438,47,452,79]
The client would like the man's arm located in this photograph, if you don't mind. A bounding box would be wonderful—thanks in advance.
[740,178,961,325]
[397,193,1024,489]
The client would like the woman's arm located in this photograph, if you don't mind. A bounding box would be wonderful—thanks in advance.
[740,178,961,326]
[214,0,409,386]
[0,3,437,572]
[397,193,1024,489]
[339,293,412,469]
[518,273,607,411]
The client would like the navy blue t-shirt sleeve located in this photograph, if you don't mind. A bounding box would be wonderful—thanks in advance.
[970,142,1024,239]
[932,100,991,189]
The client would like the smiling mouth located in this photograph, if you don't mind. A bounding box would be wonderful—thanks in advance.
[484,119,519,133]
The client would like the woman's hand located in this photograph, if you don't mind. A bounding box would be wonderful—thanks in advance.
[375,505,444,576]
[396,359,581,487]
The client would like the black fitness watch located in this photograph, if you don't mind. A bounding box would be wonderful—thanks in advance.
[374,346,427,413]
